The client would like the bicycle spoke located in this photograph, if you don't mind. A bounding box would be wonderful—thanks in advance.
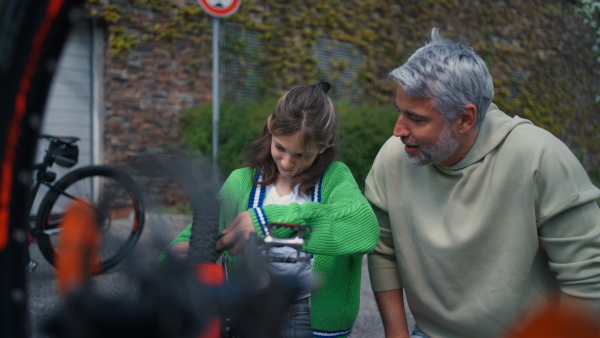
[41,228,61,236]
[35,166,144,274]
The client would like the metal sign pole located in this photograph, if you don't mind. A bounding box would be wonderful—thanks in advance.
[198,0,239,181]
[212,16,220,171]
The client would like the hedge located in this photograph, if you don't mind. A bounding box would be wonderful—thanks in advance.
[179,98,599,207]
[178,97,398,191]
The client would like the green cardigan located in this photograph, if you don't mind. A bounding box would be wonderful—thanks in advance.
[162,161,379,337]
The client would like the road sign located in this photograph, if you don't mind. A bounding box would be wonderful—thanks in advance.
[198,0,241,18]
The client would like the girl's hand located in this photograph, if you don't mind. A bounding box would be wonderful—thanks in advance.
[216,211,256,256]
[170,241,190,260]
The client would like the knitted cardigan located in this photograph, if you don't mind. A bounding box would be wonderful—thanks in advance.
[163,161,379,337]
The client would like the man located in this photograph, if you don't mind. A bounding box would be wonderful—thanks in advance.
[366,28,600,338]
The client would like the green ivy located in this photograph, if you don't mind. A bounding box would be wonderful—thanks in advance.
[86,0,600,172]
[108,26,140,57]
[575,0,600,103]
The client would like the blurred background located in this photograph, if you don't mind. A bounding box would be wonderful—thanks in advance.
[35,0,598,210]
[5,0,598,337]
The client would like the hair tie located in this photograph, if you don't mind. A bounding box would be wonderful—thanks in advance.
[319,79,331,94]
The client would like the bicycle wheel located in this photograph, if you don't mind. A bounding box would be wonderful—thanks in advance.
[0,0,86,335]
[35,165,145,274]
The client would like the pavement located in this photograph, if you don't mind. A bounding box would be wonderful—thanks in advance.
[27,213,414,337]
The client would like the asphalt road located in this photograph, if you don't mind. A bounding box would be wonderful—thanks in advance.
[27,214,413,337]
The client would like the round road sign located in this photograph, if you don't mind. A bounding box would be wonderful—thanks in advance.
[198,0,241,18]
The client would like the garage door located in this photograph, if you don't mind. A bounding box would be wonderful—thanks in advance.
[31,19,103,211]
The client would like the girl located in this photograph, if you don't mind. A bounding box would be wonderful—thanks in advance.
[162,81,379,338]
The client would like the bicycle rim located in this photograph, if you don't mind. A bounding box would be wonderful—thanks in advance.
[0,0,85,335]
[36,166,144,274]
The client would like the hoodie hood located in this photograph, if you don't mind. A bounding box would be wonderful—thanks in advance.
[441,103,532,170]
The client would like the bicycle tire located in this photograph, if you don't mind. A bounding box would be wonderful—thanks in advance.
[0,0,85,335]
[35,165,145,275]
[187,195,220,264]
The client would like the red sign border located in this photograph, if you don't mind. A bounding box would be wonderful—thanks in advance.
[198,0,241,17]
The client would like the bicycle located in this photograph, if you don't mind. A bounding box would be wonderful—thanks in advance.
[43,192,308,338]
[27,134,145,275]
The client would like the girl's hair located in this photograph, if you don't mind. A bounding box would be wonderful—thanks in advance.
[243,81,340,196]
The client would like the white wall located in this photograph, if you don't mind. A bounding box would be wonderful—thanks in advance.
[31,19,103,213]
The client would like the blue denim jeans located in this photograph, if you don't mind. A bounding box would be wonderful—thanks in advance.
[279,297,312,338]
[411,324,429,338]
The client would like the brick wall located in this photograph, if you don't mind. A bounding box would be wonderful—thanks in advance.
[101,6,213,206]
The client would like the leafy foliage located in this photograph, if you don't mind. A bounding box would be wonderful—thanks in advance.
[178,98,398,191]
[575,0,600,103]
[88,0,600,171]
[178,98,274,173]
[576,0,600,61]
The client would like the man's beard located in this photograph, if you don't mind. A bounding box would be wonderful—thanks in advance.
[402,123,459,166]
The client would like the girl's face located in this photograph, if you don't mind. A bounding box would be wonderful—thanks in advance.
[271,132,323,179]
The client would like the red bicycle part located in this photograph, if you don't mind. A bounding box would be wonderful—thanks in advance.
[55,200,101,298]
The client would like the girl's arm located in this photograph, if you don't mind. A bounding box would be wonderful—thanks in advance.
[159,168,252,264]
[248,162,379,256]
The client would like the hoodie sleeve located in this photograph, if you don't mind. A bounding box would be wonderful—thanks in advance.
[533,129,600,315]
[365,138,404,292]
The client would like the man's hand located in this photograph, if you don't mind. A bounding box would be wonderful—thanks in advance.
[170,241,190,260]
[215,211,256,256]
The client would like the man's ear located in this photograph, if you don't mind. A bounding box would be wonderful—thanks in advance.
[456,104,477,134]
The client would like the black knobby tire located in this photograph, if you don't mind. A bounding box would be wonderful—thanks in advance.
[187,195,220,264]
[0,0,86,334]
[35,165,145,274]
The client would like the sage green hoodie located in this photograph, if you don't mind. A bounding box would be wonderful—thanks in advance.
[366,104,600,337]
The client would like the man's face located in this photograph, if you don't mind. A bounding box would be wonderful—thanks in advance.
[393,85,459,166]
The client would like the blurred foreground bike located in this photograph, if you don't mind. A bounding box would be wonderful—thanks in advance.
[44,191,307,338]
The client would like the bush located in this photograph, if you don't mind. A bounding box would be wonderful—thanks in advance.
[336,101,398,190]
[179,100,600,207]
[177,98,398,191]
[178,98,273,173]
